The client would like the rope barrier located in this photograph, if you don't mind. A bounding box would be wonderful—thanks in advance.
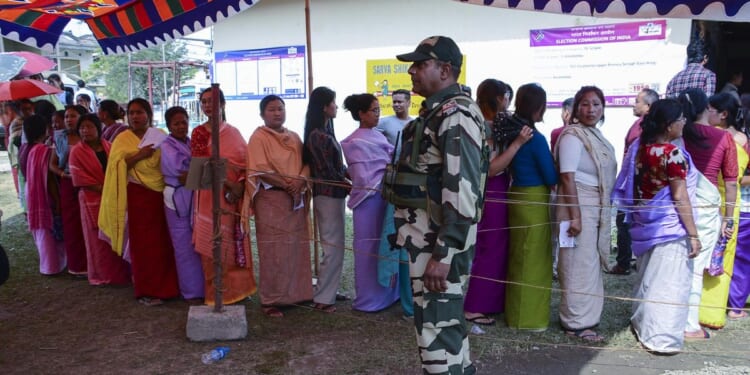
[198,168,750,314]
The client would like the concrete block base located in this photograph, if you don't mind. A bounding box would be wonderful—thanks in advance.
[186,305,248,342]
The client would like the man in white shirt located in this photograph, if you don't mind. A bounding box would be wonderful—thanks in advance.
[74,80,97,112]
[376,89,413,148]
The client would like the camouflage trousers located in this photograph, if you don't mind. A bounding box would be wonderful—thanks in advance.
[410,250,475,375]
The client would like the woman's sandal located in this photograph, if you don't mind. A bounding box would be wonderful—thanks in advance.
[728,310,749,320]
[262,306,284,318]
[138,297,164,307]
[566,329,605,342]
[684,328,711,341]
[465,313,496,326]
[313,303,336,313]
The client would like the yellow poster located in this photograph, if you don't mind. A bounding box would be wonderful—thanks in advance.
[366,58,466,116]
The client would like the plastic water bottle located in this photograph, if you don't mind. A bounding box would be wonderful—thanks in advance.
[708,219,734,276]
[470,324,486,335]
[201,346,230,364]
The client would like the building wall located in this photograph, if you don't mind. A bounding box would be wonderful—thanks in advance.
[214,0,692,164]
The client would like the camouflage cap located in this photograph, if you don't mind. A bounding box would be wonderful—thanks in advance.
[396,36,462,69]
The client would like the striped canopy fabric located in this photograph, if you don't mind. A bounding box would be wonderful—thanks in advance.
[0,0,259,55]
[456,0,750,21]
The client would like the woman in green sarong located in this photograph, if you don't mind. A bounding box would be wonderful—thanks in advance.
[504,83,558,331]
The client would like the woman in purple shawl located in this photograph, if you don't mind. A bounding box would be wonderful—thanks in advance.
[160,106,204,302]
[341,93,399,312]
[612,99,701,353]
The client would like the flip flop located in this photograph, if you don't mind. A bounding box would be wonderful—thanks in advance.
[684,328,711,341]
[262,306,284,318]
[138,297,164,307]
[313,303,336,313]
[606,265,631,275]
[465,314,496,326]
[727,311,748,320]
[566,329,605,342]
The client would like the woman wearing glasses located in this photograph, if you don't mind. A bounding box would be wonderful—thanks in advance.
[341,93,399,312]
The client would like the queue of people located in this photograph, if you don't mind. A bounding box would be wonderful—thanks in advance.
[4,35,750,375]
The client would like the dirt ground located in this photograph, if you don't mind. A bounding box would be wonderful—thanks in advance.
[1,168,750,374]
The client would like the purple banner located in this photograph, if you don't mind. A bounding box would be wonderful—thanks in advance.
[548,95,638,108]
[530,20,666,47]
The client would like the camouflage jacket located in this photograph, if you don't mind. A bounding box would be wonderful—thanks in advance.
[393,83,487,263]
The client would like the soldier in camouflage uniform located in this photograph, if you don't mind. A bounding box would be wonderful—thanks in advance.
[391,36,487,375]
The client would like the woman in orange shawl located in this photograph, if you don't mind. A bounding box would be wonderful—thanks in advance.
[244,95,312,317]
[69,114,130,285]
[191,88,256,306]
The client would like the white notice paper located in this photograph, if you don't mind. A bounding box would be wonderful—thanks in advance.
[558,220,577,248]
[138,127,168,149]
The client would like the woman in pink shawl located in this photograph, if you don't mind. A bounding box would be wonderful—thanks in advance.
[191,88,256,306]
[24,114,66,274]
[69,114,130,285]
[341,93,399,312]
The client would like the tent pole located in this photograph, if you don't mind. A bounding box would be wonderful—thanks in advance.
[305,0,319,278]
[305,0,314,92]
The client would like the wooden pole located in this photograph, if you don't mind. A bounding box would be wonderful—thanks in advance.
[305,0,314,94]
[305,0,319,278]
[210,83,224,312]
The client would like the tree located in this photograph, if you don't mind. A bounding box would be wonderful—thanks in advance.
[83,41,199,105]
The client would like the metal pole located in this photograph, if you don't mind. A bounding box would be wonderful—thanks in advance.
[147,66,153,108]
[173,64,179,107]
[128,53,132,101]
[210,83,224,312]
[162,44,168,108]
[55,43,61,73]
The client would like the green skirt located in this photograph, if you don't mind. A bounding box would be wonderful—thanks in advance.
[505,185,552,330]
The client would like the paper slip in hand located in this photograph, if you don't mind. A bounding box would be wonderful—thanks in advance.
[558,220,577,248]
[293,192,306,211]
[138,127,168,149]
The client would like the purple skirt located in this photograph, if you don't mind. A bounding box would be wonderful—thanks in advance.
[464,174,510,314]
[728,211,750,311]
